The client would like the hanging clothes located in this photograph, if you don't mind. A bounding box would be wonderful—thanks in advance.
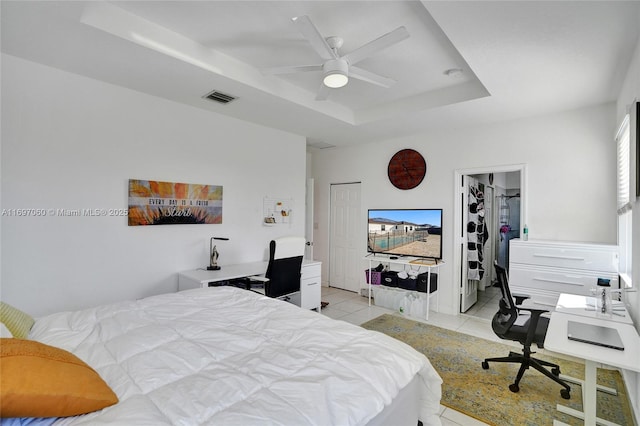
[467,183,488,280]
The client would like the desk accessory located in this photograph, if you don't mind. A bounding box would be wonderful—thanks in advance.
[207,237,229,270]
[591,278,621,316]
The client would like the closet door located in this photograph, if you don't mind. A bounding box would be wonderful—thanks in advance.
[329,183,361,292]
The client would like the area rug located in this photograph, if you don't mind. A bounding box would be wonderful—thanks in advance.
[361,314,634,426]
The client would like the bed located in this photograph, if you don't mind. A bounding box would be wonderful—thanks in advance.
[2,287,442,425]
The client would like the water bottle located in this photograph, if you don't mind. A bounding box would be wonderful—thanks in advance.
[523,224,528,241]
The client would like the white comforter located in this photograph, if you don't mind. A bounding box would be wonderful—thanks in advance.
[25,287,442,425]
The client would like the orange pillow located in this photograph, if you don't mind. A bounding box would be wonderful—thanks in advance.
[0,338,118,418]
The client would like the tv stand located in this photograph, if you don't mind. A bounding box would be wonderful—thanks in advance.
[363,254,443,320]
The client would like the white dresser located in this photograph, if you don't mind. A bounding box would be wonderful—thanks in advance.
[509,239,619,307]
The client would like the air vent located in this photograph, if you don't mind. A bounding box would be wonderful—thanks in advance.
[203,90,237,104]
[307,140,335,150]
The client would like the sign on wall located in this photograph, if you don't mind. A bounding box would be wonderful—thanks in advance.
[128,179,222,226]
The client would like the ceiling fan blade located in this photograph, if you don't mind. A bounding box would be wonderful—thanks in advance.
[292,15,337,60]
[343,26,409,65]
[262,65,322,75]
[349,66,396,88]
[315,83,330,101]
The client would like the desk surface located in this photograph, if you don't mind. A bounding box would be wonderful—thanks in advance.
[545,311,640,373]
[180,261,267,284]
[179,259,321,285]
[556,293,632,324]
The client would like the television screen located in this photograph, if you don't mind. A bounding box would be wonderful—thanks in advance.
[367,209,442,260]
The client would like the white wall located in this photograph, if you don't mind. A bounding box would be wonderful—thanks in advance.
[1,54,306,317]
[311,103,617,316]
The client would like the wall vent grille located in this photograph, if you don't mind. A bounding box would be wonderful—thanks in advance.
[203,90,237,104]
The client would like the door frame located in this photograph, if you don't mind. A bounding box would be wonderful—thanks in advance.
[453,164,527,315]
[305,178,314,260]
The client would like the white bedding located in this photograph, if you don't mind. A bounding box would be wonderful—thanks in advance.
[22,287,442,425]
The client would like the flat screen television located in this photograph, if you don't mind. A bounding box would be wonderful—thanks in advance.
[367,209,443,260]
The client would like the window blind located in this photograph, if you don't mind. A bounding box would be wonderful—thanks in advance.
[616,114,631,214]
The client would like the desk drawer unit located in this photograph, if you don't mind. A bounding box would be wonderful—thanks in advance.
[301,261,322,311]
[509,240,618,306]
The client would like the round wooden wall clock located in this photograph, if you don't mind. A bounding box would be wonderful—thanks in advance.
[387,149,427,190]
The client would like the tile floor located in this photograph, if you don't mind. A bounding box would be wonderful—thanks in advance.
[319,284,565,426]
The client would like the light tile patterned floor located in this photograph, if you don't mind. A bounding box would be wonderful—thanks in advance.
[319,285,499,426]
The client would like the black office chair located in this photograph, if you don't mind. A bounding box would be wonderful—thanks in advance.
[248,236,305,300]
[482,262,571,399]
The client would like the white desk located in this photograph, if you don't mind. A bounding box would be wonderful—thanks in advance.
[545,294,640,426]
[179,262,267,288]
[178,260,322,311]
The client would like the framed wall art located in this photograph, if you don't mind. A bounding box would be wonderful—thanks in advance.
[128,179,222,226]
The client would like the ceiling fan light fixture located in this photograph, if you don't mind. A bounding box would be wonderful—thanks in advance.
[323,59,349,88]
[323,72,348,88]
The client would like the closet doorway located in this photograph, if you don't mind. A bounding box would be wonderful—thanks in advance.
[454,165,527,317]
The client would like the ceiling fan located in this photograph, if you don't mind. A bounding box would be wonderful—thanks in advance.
[263,15,410,100]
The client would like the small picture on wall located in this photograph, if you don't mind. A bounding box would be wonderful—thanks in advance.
[128,179,222,226]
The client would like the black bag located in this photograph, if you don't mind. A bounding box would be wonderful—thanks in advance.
[381,271,398,287]
[398,277,417,290]
[417,272,438,293]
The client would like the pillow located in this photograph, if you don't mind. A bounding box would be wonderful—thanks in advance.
[0,338,118,418]
[0,323,13,338]
[0,302,34,339]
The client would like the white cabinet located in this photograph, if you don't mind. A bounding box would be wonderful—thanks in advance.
[509,239,618,306]
[301,261,321,311]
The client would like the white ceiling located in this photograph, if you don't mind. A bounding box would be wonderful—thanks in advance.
[2,1,639,147]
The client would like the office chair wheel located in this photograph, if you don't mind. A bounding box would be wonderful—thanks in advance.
[509,383,520,393]
[552,367,561,376]
[481,361,489,369]
[560,389,570,400]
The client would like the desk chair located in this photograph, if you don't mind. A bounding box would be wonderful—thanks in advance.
[249,236,305,300]
[482,262,571,399]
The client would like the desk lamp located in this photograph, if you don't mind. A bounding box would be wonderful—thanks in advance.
[208,237,229,270]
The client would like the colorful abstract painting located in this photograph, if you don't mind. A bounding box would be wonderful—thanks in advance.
[128,179,222,226]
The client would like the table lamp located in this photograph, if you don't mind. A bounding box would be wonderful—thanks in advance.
[208,237,229,270]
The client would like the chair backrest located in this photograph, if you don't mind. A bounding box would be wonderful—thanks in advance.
[492,262,519,337]
[265,236,305,298]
